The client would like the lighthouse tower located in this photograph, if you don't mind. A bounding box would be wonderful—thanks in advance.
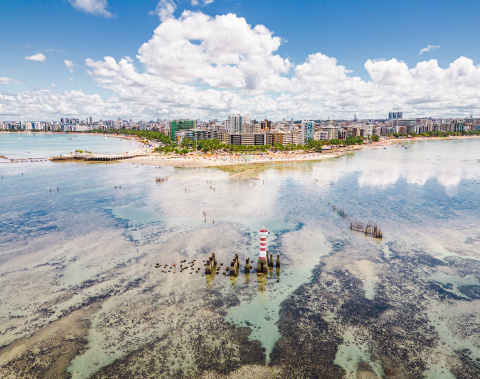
[257,227,268,273]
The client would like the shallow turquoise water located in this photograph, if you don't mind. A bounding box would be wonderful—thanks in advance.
[1,137,479,377]
[0,132,139,159]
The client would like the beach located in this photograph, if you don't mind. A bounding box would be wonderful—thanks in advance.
[126,135,480,168]
[126,145,363,167]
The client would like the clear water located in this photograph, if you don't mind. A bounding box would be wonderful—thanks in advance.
[0,132,139,159]
[1,137,479,378]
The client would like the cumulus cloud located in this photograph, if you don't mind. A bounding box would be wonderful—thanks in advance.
[3,11,480,121]
[0,90,115,120]
[138,11,290,91]
[68,0,113,18]
[64,60,75,73]
[25,53,46,62]
[365,58,412,86]
[149,0,176,22]
[419,44,440,56]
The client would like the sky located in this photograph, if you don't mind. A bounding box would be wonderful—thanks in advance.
[1,0,480,121]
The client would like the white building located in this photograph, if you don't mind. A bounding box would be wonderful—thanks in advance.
[227,114,250,134]
[300,120,315,145]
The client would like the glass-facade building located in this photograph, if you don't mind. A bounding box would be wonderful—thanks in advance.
[170,120,196,141]
[300,120,315,144]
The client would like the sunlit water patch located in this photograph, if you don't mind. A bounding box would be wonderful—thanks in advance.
[0,132,140,160]
[1,137,480,378]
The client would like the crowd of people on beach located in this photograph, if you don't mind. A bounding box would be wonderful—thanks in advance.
[156,151,328,164]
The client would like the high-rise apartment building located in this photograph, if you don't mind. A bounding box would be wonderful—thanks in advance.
[227,114,250,134]
[300,120,315,144]
[170,120,196,141]
[261,119,272,130]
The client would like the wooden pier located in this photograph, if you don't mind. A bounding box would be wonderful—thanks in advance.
[51,151,147,162]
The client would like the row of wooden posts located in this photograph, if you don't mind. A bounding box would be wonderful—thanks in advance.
[205,252,280,276]
[330,203,383,239]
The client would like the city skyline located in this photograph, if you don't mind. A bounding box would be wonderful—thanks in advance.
[2,0,480,121]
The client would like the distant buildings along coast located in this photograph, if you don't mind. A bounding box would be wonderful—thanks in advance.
[1,112,480,147]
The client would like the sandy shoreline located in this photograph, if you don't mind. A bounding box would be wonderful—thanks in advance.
[3,131,479,167]
[124,146,360,168]
[124,135,480,168]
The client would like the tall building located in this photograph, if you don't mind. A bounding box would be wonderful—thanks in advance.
[392,119,416,134]
[261,119,272,130]
[170,120,196,141]
[388,112,403,120]
[300,120,315,144]
[227,114,250,134]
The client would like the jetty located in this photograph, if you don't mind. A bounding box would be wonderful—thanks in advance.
[329,202,383,239]
[50,151,147,162]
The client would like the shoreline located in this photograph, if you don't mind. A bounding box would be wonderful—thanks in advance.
[124,135,480,168]
[0,131,148,162]
[3,132,479,167]
[124,146,362,168]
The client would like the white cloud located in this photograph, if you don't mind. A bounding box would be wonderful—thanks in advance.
[419,44,440,56]
[138,11,290,91]
[0,90,114,120]
[3,11,480,121]
[68,0,113,18]
[0,77,20,85]
[25,53,46,62]
[64,60,75,73]
[149,0,176,22]
[365,58,412,86]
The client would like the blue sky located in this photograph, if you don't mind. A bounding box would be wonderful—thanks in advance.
[1,0,480,120]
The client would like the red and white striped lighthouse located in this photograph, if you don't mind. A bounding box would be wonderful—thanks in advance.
[259,227,268,259]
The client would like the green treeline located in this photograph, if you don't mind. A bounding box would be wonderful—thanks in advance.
[155,136,365,154]
[391,130,480,138]
[88,128,172,145]
[86,128,480,155]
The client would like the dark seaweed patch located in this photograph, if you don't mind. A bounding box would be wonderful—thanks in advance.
[458,285,480,299]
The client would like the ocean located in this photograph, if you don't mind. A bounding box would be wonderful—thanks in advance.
[1,134,479,378]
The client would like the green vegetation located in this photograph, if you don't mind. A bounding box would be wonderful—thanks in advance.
[307,136,363,151]
[89,128,172,145]
[83,127,480,155]
[391,130,480,138]
[153,136,365,155]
